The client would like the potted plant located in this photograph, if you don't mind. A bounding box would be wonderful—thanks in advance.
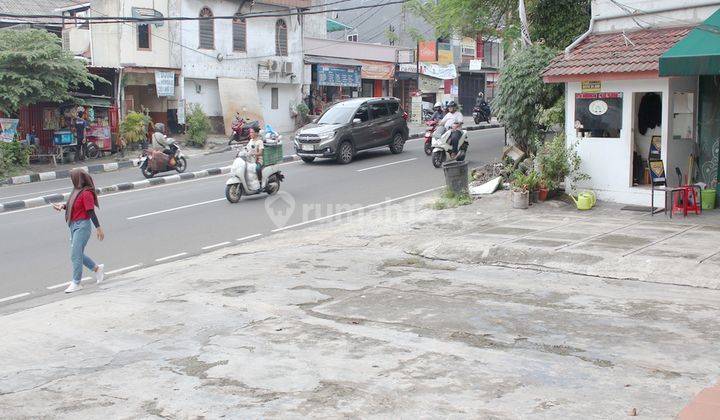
[538,177,553,202]
[527,171,540,203]
[511,171,530,209]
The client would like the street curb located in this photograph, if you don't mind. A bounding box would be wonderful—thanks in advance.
[2,159,140,187]
[0,154,300,213]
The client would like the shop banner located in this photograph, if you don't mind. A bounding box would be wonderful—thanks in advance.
[419,62,457,80]
[177,99,186,125]
[154,71,175,97]
[398,63,418,73]
[438,42,453,65]
[418,74,443,92]
[317,65,361,87]
[418,41,437,62]
[360,61,395,80]
[0,118,19,142]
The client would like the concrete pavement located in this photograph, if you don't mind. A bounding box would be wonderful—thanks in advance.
[0,128,506,304]
[1,184,719,418]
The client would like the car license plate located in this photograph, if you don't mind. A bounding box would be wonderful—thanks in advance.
[301,144,314,151]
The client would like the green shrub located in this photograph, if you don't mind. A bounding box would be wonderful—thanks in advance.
[186,103,210,147]
[537,133,590,192]
[0,141,32,177]
[432,189,473,210]
[120,111,152,145]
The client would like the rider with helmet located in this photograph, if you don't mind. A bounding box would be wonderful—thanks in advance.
[439,101,464,157]
[430,102,445,122]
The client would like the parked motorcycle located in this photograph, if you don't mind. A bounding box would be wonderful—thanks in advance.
[431,128,468,168]
[228,114,261,145]
[138,139,187,178]
[473,103,491,124]
[225,134,285,203]
[423,120,438,156]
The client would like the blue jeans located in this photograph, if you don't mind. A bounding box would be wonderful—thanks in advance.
[69,219,96,284]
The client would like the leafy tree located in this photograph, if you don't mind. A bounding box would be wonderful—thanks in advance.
[0,29,105,117]
[493,43,560,153]
[406,0,516,41]
[185,103,210,147]
[120,111,152,145]
[529,0,591,49]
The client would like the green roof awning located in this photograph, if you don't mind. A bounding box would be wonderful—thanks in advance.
[327,18,352,33]
[660,9,720,76]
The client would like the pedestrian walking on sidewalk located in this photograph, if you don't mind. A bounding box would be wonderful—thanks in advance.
[52,169,105,293]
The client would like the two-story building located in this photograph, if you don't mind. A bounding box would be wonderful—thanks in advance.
[543,0,720,206]
[180,0,307,133]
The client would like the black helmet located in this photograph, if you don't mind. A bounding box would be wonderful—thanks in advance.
[447,101,457,108]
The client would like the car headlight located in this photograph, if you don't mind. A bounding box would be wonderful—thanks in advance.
[318,132,335,142]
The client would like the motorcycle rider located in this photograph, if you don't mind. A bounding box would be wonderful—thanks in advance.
[430,102,444,122]
[439,101,464,158]
[151,123,170,154]
[475,92,488,108]
[245,127,264,185]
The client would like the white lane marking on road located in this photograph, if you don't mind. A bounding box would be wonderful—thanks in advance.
[356,158,417,172]
[105,264,142,275]
[237,233,262,241]
[272,186,443,233]
[155,252,188,262]
[0,186,70,201]
[201,241,231,250]
[127,198,225,220]
[0,292,30,303]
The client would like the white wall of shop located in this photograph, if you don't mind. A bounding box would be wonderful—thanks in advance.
[593,0,719,32]
[183,78,222,116]
[179,0,303,131]
[565,78,672,205]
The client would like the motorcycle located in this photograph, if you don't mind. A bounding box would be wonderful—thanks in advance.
[423,120,438,156]
[473,102,491,125]
[431,128,468,168]
[138,139,187,179]
[422,107,434,122]
[225,136,285,203]
[228,114,261,145]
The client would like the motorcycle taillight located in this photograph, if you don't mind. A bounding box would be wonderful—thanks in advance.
[402,111,408,121]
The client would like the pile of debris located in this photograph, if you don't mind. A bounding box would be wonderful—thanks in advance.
[469,145,527,196]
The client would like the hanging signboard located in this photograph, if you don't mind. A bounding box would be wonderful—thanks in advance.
[418,74,442,92]
[360,61,395,80]
[397,49,415,64]
[177,99,186,125]
[317,65,361,87]
[419,62,457,80]
[0,118,19,142]
[418,41,437,62]
[437,42,453,65]
[469,59,483,71]
[154,71,175,97]
[581,80,601,93]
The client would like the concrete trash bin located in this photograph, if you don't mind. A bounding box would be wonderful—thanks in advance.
[443,160,469,195]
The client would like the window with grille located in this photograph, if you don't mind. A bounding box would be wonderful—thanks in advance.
[275,19,288,56]
[232,16,246,52]
[199,7,214,49]
[137,24,151,50]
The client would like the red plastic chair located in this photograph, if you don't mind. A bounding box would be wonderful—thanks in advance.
[671,167,702,218]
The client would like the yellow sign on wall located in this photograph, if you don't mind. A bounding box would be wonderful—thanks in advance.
[437,42,453,65]
[581,80,601,93]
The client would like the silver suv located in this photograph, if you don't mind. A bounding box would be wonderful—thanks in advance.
[294,97,409,164]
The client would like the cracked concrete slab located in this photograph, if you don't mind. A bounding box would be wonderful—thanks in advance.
[2,192,720,417]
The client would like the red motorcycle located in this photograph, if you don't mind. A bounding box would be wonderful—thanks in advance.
[228,114,261,145]
[423,120,438,156]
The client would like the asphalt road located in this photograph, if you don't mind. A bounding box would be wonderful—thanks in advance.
[0,128,505,305]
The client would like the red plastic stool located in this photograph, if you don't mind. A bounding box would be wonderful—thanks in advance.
[671,186,701,217]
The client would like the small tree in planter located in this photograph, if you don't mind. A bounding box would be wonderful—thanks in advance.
[510,171,531,209]
[185,103,211,147]
[537,133,590,194]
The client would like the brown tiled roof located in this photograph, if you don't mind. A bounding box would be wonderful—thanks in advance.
[543,26,692,80]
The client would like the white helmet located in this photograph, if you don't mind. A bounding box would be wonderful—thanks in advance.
[434,102,442,108]
[478,92,484,98]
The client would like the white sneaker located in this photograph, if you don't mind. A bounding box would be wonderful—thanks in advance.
[64,282,83,293]
[95,264,105,284]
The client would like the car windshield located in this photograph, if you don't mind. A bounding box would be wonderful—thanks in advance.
[317,105,356,125]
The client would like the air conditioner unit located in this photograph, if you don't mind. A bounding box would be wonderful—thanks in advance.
[268,59,281,72]
[282,61,293,75]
